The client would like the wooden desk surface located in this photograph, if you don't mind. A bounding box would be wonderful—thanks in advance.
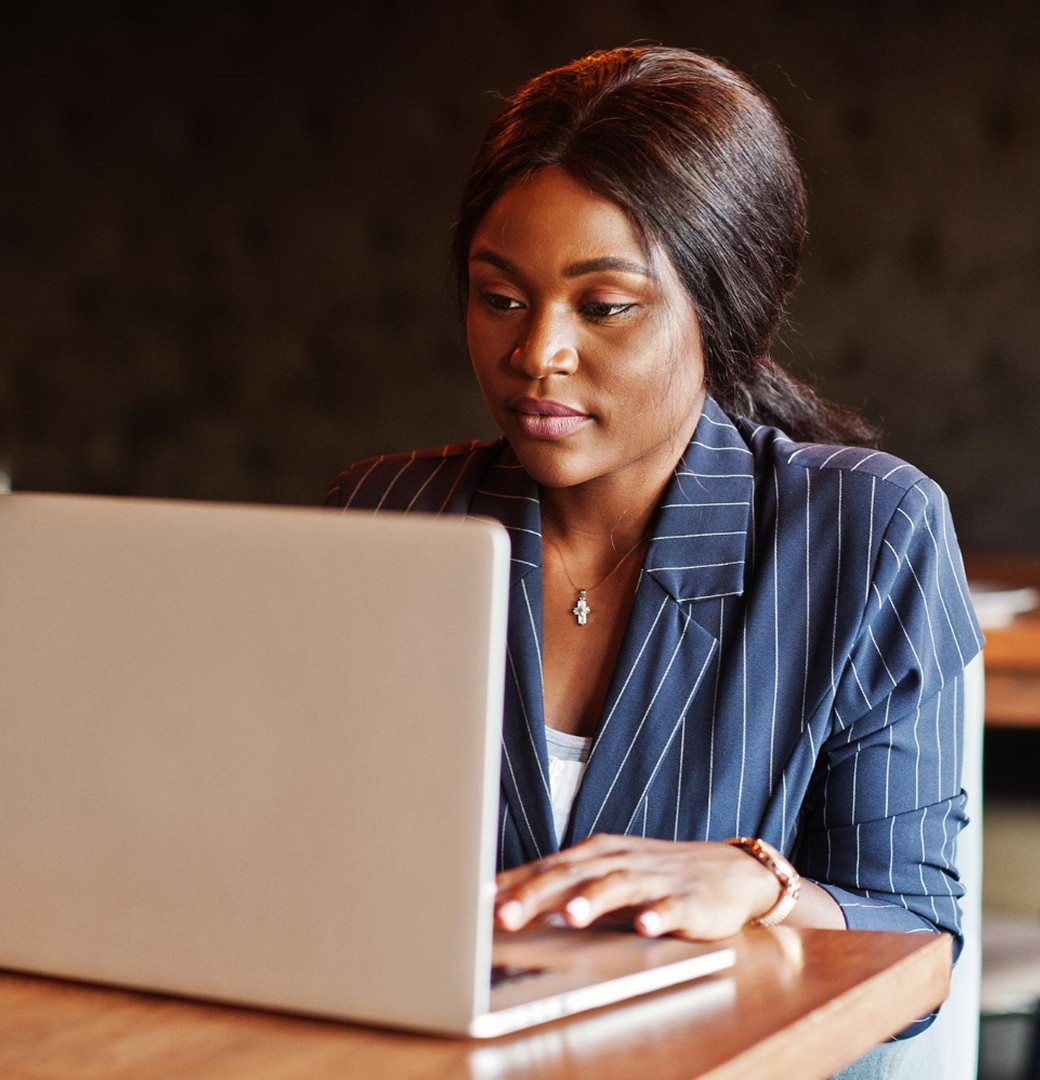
[964,554,1040,729]
[0,928,950,1080]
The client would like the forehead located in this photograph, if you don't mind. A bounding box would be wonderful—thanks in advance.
[471,166,652,263]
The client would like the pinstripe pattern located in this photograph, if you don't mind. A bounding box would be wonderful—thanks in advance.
[326,398,983,951]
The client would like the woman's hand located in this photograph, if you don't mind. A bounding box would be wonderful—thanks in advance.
[494,834,785,941]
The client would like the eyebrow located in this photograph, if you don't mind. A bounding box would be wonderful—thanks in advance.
[469,248,656,280]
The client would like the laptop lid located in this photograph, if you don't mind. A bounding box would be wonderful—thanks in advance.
[0,492,509,1033]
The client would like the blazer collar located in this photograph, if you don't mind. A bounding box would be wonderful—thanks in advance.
[468,399,754,601]
[464,402,754,859]
[468,451,553,861]
[566,400,755,843]
[645,397,753,603]
[467,443,543,586]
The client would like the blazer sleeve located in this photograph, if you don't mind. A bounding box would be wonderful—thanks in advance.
[323,440,503,515]
[797,475,983,956]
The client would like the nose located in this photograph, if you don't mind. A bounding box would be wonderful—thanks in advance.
[509,309,578,379]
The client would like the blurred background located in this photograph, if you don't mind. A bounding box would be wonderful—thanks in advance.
[1,0,1038,556]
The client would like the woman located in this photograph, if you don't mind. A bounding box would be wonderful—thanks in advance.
[327,46,982,994]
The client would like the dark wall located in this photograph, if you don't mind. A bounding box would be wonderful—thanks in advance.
[2,1,1038,552]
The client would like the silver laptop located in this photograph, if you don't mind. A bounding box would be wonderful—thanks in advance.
[0,492,733,1037]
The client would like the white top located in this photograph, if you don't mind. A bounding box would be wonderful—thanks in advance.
[545,726,593,845]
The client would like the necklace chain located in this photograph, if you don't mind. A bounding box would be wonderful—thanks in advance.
[544,533,649,627]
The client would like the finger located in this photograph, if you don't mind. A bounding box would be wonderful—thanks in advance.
[495,834,668,896]
[497,849,646,929]
[495,861,549,894]
[495,835,685,930]
[495,865,596,930]
[634,891,748,942]
[495,898,530,931]
[563,867,667,928]
[494,838,617,892]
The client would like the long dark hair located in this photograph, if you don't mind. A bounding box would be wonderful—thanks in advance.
[452,46,877,446]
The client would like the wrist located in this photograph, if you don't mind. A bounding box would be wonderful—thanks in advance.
[724,836,802,927]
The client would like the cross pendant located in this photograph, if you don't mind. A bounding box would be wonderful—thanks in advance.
[572,589,591,626]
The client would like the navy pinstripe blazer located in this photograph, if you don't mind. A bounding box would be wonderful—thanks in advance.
[326,397,983,951]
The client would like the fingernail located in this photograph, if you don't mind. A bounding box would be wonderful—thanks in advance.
[498,900,524,929]
[565,896,592,926]
[637,910,663,936]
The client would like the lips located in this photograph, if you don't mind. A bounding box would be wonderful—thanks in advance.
[510,398,590,440]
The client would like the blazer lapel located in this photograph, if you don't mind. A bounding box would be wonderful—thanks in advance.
[566,399,755,843]
[468,448,557,862]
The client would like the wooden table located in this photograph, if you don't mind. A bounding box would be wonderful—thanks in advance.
[965,554,1040,728]
[0,928,950,1080]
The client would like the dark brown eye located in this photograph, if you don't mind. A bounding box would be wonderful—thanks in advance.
[581,301,635,320]
[479,291,523,312]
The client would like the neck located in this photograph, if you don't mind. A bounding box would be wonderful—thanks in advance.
[537,403,702,547]
[540,483,656,553]
[538,439,688,551]
[537,468,667,597]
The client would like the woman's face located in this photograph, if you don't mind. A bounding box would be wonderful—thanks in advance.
[466,166,706,496]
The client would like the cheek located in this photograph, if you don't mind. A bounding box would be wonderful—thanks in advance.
[634,332,703,405]
[466,320,509,409]
[466,307,508,367]
[655,319,706,403]
[466,314,493,377]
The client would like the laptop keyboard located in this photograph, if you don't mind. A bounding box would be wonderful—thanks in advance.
[490,963,547,988]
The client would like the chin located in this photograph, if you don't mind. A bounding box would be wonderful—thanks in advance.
[508,442,604,491]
